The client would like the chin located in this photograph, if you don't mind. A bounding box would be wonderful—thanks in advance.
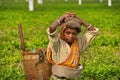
[65,39,73,44]
[67,41,73,44]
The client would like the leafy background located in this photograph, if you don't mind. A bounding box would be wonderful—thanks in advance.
[0,0,120,80]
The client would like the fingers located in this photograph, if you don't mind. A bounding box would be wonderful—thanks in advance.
[61,12,77,19]
[66,12,75,15]
[65,12,78,18]
[58,12,79,25]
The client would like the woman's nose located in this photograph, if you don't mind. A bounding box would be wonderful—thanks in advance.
[69,34,73,38]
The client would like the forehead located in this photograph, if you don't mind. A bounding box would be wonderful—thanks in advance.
[64,27,77,33]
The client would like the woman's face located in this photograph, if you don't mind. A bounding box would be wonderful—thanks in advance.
[63,27,78,45]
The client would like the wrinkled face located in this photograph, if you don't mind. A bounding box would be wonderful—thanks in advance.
[63,27,78,45]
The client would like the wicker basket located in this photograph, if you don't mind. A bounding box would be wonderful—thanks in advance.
[21,48,52,80]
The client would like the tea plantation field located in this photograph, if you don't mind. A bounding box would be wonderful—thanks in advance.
[0,0,120,80]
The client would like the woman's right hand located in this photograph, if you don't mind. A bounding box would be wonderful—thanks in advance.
[58,12,73,25]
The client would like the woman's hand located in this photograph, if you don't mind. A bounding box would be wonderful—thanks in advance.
[58,12,78,25]
[66,12,78,18]
[58,13,70,24]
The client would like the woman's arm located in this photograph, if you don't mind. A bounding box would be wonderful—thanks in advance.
[49,13,71,33]
[66,12,96,31]
[77,17,96,31]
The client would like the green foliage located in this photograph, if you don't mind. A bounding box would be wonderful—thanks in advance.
[0,0,120,80]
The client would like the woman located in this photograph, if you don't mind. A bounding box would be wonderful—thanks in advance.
[47,12,99,80]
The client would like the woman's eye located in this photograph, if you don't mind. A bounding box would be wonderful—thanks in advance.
[66,32,70,34]
[72,33,77,35]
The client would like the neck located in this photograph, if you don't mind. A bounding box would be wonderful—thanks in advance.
[67,42,72,46]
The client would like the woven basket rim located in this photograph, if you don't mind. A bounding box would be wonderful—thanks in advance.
[21,48,47,56]
[21,50,38,56]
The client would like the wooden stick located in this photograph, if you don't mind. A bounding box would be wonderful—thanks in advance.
[18,23,25,51]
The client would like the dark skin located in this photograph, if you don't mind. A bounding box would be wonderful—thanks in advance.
[49,12,96,46]
[63,27,78,45]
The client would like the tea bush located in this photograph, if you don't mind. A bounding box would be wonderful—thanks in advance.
[0,0,120,80]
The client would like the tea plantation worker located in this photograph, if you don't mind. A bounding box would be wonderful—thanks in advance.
[46,12,99,80]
